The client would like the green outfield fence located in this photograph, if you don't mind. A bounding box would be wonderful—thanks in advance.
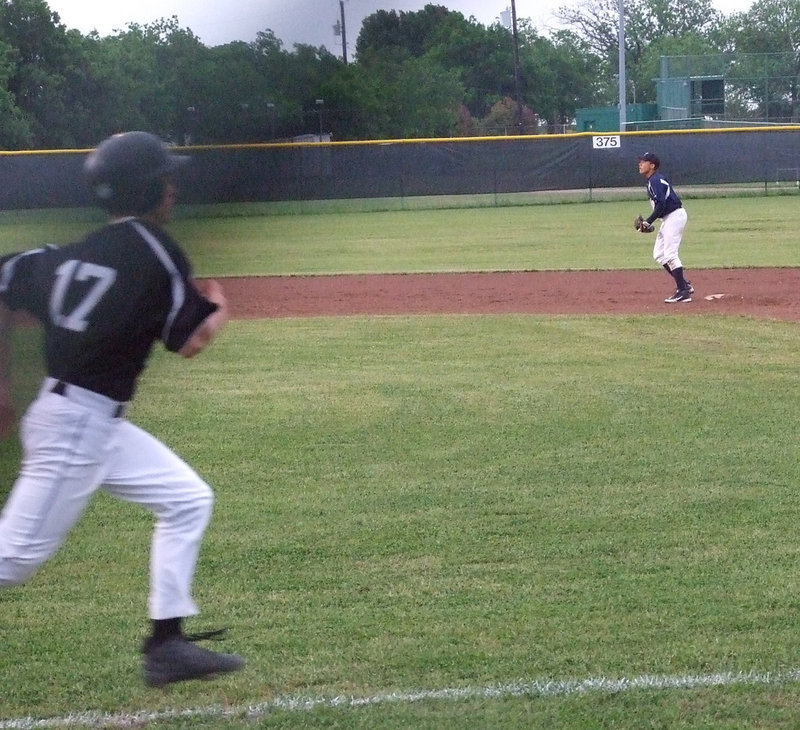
[1,127,800,210]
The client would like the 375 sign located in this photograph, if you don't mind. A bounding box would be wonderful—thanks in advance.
[592,135,621,149]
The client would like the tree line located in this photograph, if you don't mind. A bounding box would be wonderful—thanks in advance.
[0,0,796,149]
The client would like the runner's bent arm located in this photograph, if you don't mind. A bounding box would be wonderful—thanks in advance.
[178,278,229,359]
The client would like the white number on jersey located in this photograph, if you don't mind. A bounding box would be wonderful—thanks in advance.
[50,260,117,332]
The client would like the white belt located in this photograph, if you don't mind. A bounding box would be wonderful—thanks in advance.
[43,377,127,419]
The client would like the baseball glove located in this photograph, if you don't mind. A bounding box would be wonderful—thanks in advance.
[634,215,654,233]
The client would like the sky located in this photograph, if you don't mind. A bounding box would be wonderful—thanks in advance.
[48,0,757,55]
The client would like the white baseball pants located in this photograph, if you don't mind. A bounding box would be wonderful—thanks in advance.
[0,378,213,620]
[652,207,688,271]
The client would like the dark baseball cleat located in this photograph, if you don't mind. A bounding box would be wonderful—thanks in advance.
[143,636,244,687]
[687,281,695,294]
[665,288,692,303]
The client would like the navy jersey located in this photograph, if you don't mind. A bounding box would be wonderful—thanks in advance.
[0,218,217,401]
[645,171,682,224]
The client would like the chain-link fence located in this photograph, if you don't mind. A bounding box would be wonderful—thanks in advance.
[660,52,800,125]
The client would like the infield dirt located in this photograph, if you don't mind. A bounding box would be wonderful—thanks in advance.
[221,268,800,321]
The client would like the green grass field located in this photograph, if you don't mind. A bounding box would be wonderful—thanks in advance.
[1,194,800,274]
[2,198,800,728]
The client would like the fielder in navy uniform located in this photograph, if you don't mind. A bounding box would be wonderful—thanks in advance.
[637,152,693,303]
[0,131,244,687]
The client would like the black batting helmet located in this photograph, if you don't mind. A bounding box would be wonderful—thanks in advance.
[83,131,189,215]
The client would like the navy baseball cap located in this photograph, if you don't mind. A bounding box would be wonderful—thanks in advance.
[637,152,660,168]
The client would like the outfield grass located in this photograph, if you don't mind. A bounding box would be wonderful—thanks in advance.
[0,195,799,275]
[2,199,800,727]
[171,196,800,275]
[3,316,800,727]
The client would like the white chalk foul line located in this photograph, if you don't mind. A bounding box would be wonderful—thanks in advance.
[3,668,800,728]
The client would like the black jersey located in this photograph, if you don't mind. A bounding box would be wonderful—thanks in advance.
[645,171,682,224]
[0,218,217,401]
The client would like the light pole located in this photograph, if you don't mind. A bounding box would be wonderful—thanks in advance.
[267,102,276,140]
[618,0,626,131]
[510,0,523,133]
[315,99,324,137]
[185,106,197,145]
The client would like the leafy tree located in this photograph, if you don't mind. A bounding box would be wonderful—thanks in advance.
[282,43,344,138]
[519,28,601,128]
[147,20,213,143]
[248,30,302,139]
[0,0,82,146]
[353,48,464,138]
[0,0,773,147]
[557,0,719,59]
[187,41,268,143]
[455,104,480,136]
[555,0,621,62]
[312,62,385,140]
[481,96,538,135]
[627,0,720,50]
[427,19,518,118]
[356,4,460,59]
[0,37,31,146]
[356,5,598,134]
[79,24,167,142]
[80,18,220,144]
[357,5,517,121]
[556,0,721,103]
[387,55,464,137]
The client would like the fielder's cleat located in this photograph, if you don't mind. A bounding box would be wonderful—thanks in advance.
[665,288,692,303]
[143,636,244,688]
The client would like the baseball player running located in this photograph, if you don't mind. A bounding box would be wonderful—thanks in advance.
[0,131,244,687]
[635,152,693,303]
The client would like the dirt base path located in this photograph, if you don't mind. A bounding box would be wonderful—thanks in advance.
[221,268,800,321]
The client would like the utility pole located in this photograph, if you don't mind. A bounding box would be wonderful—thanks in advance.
[510,0,523,133]
[339,0,348,65]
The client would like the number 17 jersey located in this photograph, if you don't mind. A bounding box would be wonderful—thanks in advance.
[0,218,218,402]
